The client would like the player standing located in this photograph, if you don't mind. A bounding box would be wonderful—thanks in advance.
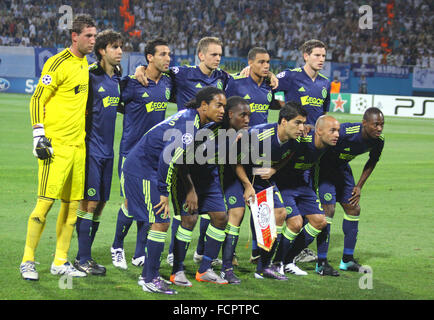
[74,29,123,276]
[20,15,97,280]
[111,39,173,270]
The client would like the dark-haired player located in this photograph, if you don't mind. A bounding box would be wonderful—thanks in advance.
[275,39,331,127]
[315,107,385,275]
[111,38,173,270]
[236,102,308,280]
[224,47,281,265]
[122,86,226,294]
[272,115,340,276]
[73,29,123,276]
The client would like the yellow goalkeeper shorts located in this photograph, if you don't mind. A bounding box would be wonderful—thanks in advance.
[37,142,85,201]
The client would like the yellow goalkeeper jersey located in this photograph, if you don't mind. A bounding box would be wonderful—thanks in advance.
[30,48,89,145]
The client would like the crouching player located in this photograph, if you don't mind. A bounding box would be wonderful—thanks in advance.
[315,107,384,274]
[121,87,226,294]
[236,102,307,280]
[272,115,340,276]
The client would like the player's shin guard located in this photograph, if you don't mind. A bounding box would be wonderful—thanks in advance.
[76,209,94,263]
[317,218,332,263]
[285,223,321,264]
[221,223,240,270]
[134,221,149,259]
[22,197,54,263]
[143,230,166,282]
[112,204,133,249]
[172,226,193,273]
[168,215,181,254]
[274,225,299,264]
[54,200,79,266]
[90,213,101,245]
[196,215,210,255]
[198,224,226,273]
[257,229,282,273]
[342,213,359,262]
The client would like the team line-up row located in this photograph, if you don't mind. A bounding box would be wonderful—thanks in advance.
[20,15,385,295]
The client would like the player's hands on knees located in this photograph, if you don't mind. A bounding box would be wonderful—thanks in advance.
[348,186,361,206]
[154,195,170,219]
[32,125,53,160]
[135,65,148,86]
[184,189,199,215]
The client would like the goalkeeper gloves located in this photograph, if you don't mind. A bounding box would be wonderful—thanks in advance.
[32,125,53,160]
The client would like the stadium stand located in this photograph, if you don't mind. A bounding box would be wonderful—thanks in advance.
[0,0,432,67]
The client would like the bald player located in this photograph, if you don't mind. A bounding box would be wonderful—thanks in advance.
[272,115,340,276]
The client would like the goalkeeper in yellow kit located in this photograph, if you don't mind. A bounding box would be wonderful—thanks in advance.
[20,14,97,280]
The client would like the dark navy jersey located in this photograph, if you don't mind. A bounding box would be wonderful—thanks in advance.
[122,108,201,197]
[240,122,300,188]
[276,67,331,125]
[320,122,385,169]
[276,131,330,186]
[85,63,120,158]
[169,65,230,111]
[119,74,173,156]
[225,75,274,126]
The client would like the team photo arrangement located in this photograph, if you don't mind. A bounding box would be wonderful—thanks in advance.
[1,0,433,302]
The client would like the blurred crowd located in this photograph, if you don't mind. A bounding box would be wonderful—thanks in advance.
[0,0,433,67]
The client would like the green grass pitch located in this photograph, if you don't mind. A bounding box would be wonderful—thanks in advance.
[0,92,433,300]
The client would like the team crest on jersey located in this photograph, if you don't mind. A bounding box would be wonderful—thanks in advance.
[216,80,223,90]
[165,88,171,100]
[182,133,193,145]
[276,71,286,79]
[324,193,332,201]
[41,74,52,85]
[267,91,272,102]
[322,87,327,98]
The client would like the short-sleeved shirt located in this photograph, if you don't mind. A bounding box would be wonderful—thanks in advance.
[119,74,173,156]
[225,75,274,126]
[276,67,331,125]
[169,65,230,111]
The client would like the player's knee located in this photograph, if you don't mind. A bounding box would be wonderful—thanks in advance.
[209,212,228,229]
[287,217,303,234]
[322,204,336,218]
[228,207,244,226]
[30,197,55,224]
[181,214,198,229]
[274,208,287,226]
[309,215,327,230]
